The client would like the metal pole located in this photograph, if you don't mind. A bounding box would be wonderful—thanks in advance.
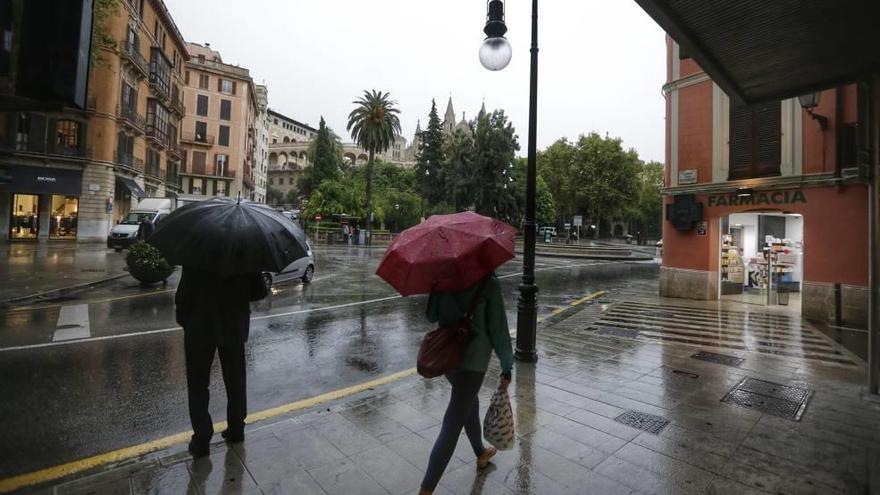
[868,74,880,395]
[515,0,539,362]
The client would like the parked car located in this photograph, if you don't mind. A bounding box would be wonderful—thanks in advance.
[262,240,315,289]
[538,226,557,237]
[107,198,172,250]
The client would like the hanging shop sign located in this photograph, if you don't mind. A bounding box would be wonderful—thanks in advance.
[0,165,83,195]
[707,190,807,208]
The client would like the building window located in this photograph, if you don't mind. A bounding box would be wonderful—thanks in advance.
[219,79,235,94]
[10,193,40,240]
[56,120,80,151]
[149,48,171,97]
[191,151,207,175]
[146,148,161,176]
[196,95,208,117]
[146,98,170,144]
[191,177,203,195]
[121,82,137,112]
[215,153,228,177]
[195,121,208,142]
[218,125,230,146]
[216,181,227,197]
[269,177,273,185]
[185,70,190,85]
[198,74,209,90]
[116,131,135,164]
[49,195,78,240]
[15,112,30,151]
[220,99,232,120]
[729,101,781,180]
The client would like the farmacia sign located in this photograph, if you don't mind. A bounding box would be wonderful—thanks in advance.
[707,190,806,207]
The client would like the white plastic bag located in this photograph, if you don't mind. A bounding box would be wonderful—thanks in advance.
[483,386,515,450]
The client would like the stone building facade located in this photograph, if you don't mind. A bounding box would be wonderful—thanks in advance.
[0,0,187,242]
[178,42,258,204]
[253,85,269,203]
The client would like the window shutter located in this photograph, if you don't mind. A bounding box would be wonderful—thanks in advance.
[753,101,781,176]
[232,82,237,95]
[729,104,753,180]
[185,70,190,85]
[218,78,222,92]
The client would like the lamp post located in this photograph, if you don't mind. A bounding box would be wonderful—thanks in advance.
[480,0,539,361]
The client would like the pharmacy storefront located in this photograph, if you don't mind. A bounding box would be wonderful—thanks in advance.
[661,184,870,328]
[0,165,83,241]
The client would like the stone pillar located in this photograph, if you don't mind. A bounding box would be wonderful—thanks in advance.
[0,192,10,241]
[77,163,115,242]
[37,194,51,240]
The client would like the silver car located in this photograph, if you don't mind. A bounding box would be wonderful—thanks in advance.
[262,241,315,289]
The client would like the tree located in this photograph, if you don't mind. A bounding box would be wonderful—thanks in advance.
[513,158,556,227]
[92,0,120,68]
[415,100,446,209]
[301,117,343,196]
[266,186,283,206]
[283,188,299,206]
[346,90,401,245]
[635,161,664,241]
[576,133,642,238]
[470,110,520,221]
[537,139,578,225]
[441,128,477,211]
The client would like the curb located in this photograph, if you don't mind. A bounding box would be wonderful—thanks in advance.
[0,272,131,307]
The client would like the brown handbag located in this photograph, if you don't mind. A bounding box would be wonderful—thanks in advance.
[417,279,489,378]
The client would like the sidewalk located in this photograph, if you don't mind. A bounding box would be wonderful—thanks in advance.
[0,243,129,304]
[13,296,880,494]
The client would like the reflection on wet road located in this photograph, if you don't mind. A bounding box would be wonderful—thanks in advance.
[0,245,660,478]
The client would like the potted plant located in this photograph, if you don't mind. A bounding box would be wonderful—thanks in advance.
[126,241,175,285]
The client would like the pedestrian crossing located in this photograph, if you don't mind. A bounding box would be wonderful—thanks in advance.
[587,300,860,367]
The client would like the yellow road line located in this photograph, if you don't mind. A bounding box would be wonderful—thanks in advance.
[570,290,605,306]
[0,368,418,494]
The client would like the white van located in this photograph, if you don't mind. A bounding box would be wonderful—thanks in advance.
[107,198,172,250]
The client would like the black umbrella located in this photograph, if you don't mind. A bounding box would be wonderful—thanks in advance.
[148,198,308,277]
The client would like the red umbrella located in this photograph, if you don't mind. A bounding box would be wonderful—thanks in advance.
[376,211,516,296]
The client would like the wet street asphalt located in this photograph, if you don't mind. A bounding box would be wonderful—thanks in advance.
[0,245,659,479]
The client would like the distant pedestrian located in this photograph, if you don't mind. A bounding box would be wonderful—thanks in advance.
[342,223,351,244]
[137,217,155,240]
[419,273,513,495]
[354,224,361,245]
[175,267,269,458]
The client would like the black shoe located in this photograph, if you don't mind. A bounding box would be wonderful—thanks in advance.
[188,439,210,458]
[221,429,244,443]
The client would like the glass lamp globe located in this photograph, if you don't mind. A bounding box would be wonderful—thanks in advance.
[479,37,512,71]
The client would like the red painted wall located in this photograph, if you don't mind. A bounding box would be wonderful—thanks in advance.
[677,82,714,184]
[663,185,869,287]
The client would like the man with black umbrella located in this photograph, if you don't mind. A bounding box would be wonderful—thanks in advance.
[175,267,268,457]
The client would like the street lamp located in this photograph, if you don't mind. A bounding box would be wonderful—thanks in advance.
[479,0,513,71]
[394,203,400,233]
[481,0,539,362]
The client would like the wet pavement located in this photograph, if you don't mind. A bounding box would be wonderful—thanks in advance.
[0,243,129,304]
[0,244,659,481]
[11,292,880,494]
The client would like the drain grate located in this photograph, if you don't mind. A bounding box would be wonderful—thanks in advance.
[671,369,700,379]
[614,410,670,434]
[595,326,640,338]
[691,351,744,367]
[721,377,812,421]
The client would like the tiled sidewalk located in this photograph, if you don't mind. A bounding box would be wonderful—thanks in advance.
[21,298,880,494]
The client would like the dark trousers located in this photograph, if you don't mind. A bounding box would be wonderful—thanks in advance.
[421,369,487,491]
[184,329,247,443]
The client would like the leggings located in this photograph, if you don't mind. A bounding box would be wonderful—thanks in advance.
[421,369,487,491]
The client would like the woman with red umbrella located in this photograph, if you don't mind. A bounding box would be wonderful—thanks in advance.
[376,212,515,494]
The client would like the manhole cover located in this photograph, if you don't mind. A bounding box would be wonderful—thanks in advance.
[595,326,640,338]
[691,351,744,367]
[671,369,700,379]
[614,410,670,434]
[721,377,812,421]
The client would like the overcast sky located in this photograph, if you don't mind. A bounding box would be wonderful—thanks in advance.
[163,0,667,162]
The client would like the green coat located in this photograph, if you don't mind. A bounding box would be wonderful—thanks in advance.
[426,274,514,374]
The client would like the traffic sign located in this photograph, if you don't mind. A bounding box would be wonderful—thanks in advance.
[573,215,583,227]
[315,215,322,221]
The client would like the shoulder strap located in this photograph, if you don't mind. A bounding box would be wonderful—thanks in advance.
[464,277,490,321]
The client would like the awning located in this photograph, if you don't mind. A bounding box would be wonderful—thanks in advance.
[633,0,880,103]
[116,176,145,200]
[0,165,83,196]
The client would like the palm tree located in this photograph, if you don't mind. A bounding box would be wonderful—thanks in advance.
[347,90,401,246]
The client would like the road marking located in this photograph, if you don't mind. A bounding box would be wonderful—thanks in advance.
[0,262,627,353]
[52,305,90,342]
[0,368,418,494]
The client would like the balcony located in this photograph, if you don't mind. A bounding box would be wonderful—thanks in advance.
[120,42,149,78]
[117,105,145,133]
[145,162,162,179]
[1,139,90,160]
[149,75,170,102]
[54,145,92,159]
[145,125,167,148]
[181,132,215,146]
[117,152,145,173]
[181,163,236,178]
[170,94,185,116]
[167,142,182,159]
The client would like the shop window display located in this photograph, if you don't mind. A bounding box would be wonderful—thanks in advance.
[49,195,78,239]
[10,193,39,239]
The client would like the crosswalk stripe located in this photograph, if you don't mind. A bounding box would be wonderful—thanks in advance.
[587,301,858,367]
[52,304,90,342]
